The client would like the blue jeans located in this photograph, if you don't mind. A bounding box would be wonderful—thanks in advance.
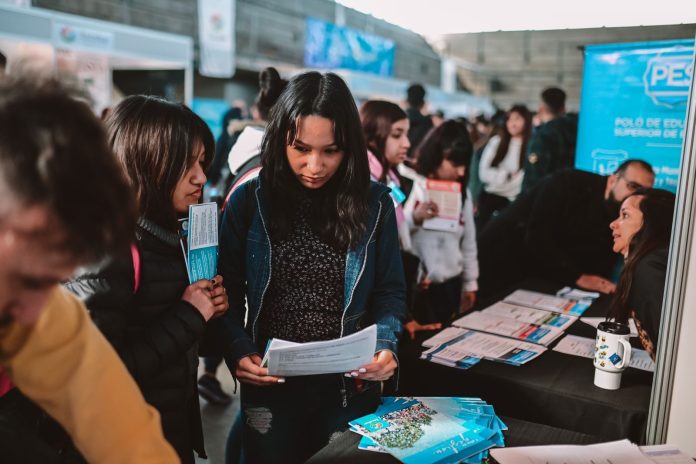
[239,374,380,464]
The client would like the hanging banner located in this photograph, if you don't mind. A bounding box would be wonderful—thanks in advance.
[576,39,694,192]
[304,17,395,77]
[197,0,235,78]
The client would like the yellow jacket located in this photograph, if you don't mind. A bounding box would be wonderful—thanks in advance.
[0,286,179,463]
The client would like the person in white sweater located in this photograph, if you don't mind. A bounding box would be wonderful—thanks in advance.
[478,104,532,228]
[404,120,478,324]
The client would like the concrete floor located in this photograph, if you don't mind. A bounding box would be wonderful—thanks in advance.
[196,361,240,464]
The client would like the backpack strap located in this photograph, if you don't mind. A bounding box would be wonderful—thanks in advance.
[130,243,141,294]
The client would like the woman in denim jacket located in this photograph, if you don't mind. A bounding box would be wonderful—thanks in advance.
[217,71,406,463]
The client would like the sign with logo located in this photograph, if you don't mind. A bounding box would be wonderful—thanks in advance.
[304,17,395,77]
[52,22,114,51]
[198,0,235,78]
[576,39,694,192]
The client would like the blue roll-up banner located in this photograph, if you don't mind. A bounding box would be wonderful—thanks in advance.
[304,17,395,77]
[576,39,695,192]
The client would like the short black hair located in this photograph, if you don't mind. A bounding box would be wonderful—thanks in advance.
[540,87,566,115]
[615,159,654,177]
[106,95,214,231]
[0,51,6,68]
[407,83,426,108]
[0,76,136,262]
[415,120,473,199]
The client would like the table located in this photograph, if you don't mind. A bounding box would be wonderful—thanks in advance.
[397,279,653,443]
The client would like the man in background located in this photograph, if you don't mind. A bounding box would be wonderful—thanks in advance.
[478,160,655,298]
[521,87,578,192]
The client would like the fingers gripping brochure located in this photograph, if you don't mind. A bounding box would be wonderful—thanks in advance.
[262,325,377,376]
[180,202,219,283]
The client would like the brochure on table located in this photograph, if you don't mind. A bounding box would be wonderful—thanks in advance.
[349,396,506,464]
[452,311,564,346]
[180,202,218,283]
[422,179,462,232]
[264,324,376,376]
[480,301,578,331]
[553,334,655,372]
[421,327,546,366]
[504,289,590,316]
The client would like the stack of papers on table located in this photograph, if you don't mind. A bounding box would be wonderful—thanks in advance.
[350,397,507,463]
[479,301,578,331]
[421,327,546,368]
[452,311,565,346]
[504,289,591,316]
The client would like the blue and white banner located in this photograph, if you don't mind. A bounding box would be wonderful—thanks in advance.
[304,17,395,77]
[576,39,694,192]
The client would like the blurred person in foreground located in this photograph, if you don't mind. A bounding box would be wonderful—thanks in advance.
[0,76,178,463]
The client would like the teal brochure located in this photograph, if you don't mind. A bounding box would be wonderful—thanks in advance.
[185,202,218,283]
[350,397,498,464]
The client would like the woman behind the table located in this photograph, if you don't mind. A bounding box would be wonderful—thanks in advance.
[217,71,406,463]
[607,188,675,361]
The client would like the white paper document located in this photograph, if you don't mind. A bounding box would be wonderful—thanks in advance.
[422,326,469,348]
[490,439,655,464]
[504,289,589,316]
[422,328,546,366]
[553,335,656,372]
[581,317,638,337]
[265,325,377,376]
[452,311,564,346]
[481,301,578,331]
[640,444,694,463]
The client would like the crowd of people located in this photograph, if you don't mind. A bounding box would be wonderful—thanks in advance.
[0,62,677,464]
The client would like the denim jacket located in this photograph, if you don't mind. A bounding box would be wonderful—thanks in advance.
[217,176,406,369]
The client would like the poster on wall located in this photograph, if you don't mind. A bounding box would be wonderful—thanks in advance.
[304,17,395,77]
[55,49,112,115]
[198,0,235,78]
[576,39,694,192]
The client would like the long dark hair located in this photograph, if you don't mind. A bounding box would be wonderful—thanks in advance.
[260,72,370,250]
[256,67,287,121]
[360,100,408,183]
[106,95,214,231]
[608,188,676,323]
[490,104,532,168]
[415,120,473,199]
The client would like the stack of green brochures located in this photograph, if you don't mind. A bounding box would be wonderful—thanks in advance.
[349,397,506,463]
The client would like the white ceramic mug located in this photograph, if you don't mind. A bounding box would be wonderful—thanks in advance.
[593,321,632,390]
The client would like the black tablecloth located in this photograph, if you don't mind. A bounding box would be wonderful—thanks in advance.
[306,416,601,464]
[398,279,653,443]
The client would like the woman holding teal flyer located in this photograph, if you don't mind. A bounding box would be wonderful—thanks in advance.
[217,72,406,463]
[65,95,229,463]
